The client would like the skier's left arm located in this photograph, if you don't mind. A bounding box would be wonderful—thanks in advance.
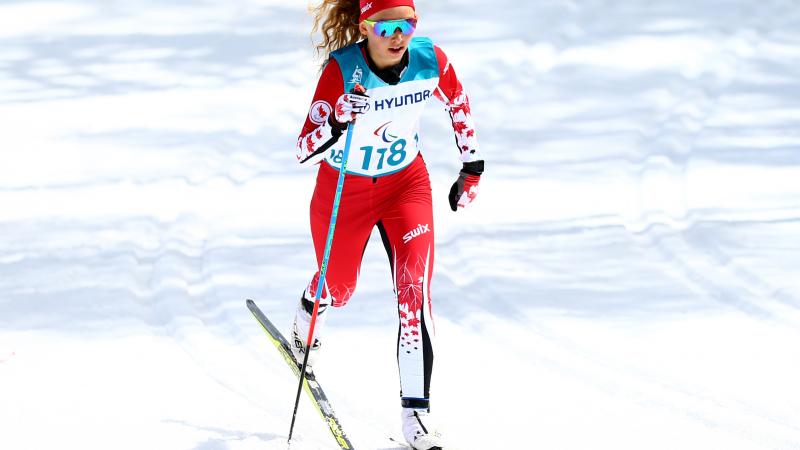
[433,45,484,211]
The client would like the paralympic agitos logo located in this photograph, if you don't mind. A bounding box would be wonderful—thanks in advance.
[373,121,398,143]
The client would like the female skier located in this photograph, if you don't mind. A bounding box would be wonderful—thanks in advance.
[292,0,484,448]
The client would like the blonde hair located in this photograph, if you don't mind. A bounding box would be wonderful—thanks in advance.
[311,0,363,60]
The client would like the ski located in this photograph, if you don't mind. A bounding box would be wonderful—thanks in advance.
[246,299,354,450]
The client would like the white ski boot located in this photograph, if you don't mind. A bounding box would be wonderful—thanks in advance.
[402,407,443,450]
[290,292,327,372]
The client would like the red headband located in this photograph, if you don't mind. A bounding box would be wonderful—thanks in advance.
[359,0,416,23]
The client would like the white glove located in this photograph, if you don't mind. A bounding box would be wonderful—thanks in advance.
[334,89,369,124]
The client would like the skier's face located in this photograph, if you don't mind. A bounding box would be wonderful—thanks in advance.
[360,6,417,70]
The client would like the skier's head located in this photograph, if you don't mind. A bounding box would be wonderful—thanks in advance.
[358,1,416,69]
[312,0,417,68]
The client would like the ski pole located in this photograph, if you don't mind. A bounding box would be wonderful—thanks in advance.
[288,83,365,447]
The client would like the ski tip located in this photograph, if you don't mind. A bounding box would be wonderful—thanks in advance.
[246,298,255,306]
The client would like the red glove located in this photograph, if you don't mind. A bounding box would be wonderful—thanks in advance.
[448,160,484,211]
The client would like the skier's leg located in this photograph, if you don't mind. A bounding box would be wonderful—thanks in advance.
[292,165,375,367]
[378,218,435,403]
[376,157,443,449]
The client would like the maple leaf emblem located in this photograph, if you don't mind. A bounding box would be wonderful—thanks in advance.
[453,121,468,135]
[451,101,471,116]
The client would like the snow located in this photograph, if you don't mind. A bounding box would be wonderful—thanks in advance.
[2,0,800,449]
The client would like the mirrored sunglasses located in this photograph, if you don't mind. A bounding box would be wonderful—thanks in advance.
[363,18,417,38]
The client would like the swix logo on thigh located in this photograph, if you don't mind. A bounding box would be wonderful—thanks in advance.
[402,224,430,244]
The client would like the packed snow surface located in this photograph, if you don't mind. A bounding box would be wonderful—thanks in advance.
[2,1,800,449]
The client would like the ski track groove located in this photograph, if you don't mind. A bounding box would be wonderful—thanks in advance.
[524,313,800,449]
[437,219,800,448]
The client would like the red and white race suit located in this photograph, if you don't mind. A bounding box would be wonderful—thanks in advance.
[296,38,482,404]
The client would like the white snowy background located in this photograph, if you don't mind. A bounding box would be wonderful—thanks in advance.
[2,0,800,449]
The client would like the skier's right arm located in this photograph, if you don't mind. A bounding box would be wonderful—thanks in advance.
[296,60,346,165]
